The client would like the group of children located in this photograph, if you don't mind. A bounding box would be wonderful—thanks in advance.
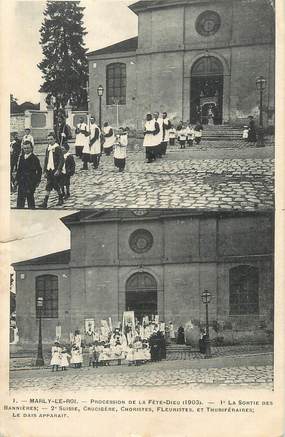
[49,317,170,371]
[170,121,203,149]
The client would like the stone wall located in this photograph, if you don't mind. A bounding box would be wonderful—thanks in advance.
[10,114,25,136]
[14,213,273,346]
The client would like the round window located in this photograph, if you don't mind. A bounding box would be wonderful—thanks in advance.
[129,229,153,253]
[196,11,221,37]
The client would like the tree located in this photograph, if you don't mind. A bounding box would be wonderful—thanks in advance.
[38,1,88,118]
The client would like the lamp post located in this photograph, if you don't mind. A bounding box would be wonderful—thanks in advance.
[35,296,44,366]
[201,289,212,358]
[97,85,104,129]
[256,76,266,128]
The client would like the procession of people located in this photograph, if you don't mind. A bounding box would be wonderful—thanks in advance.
[11,110,261,209]
[48,315,179,371]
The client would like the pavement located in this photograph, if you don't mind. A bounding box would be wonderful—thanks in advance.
[9,352,273,391]
[10,141,274,210]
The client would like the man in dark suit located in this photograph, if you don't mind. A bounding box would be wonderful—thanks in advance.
[16,141,42,209]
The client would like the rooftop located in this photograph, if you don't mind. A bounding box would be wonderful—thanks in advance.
[12,249,71,268]
[87,36,138,57]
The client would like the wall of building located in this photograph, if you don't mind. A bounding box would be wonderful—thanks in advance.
[88,52,137,129]
[88,0,274,126]
[15,267,71,346]
[15,213,274,346]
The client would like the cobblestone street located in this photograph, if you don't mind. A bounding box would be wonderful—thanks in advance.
[10,353,273,392]
[11,144,274,210]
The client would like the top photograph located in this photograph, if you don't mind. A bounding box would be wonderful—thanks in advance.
[10,0,275,210]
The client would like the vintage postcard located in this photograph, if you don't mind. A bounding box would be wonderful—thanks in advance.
[0,0,284,436]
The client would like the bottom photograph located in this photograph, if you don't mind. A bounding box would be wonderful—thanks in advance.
[9,209,274,391]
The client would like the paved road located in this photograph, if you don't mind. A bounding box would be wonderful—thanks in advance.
[10,354,273,391]
[11,146,274,210]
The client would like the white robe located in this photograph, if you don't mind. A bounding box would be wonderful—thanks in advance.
[102,125,115,149]
[143,120,159,148]
[155,117,164,144]
[75,123,89,148]
[50,346,61,366]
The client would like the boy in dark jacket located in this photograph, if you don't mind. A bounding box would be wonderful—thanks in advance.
[40,132,64,208]
[16,141,42,209]
[60,144,75,199]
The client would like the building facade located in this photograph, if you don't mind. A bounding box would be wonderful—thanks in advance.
[13,210,273,347]
[87,0,275,129]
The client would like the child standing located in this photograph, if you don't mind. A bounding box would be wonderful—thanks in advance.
[21,128,34,148]
[114,127,128,172]
[186,123,195,147]
[178,124,187,149]
[242,126,249,141]
[60,347,71,371]
[40,132,64,208]
[169,126,176,147]
[50,341,61,371]
[60,144,75,199]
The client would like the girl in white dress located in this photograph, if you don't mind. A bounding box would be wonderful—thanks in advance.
[50,341,62,371]
[60,348,70,371]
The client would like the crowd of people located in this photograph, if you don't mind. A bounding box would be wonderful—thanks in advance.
[49,318,182,371]
[10,112,260,209]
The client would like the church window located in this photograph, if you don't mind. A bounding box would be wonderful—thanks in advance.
[229,265,259,315]
[106,63,126,105]
[129,229,153,253]
[35,275,58,318]
[196,11,221,37]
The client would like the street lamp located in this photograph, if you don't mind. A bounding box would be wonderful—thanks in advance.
[201,289,212,358]
[97,85,104,129]
[35,296,44,366]
[256,76,267,127]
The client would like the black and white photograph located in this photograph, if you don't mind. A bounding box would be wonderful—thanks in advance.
[9,0,275,210]
[9,209,274,392]
[2,0,284,436]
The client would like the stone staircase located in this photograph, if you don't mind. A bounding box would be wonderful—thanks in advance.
[202,125,243,141]
[166,343,200,360]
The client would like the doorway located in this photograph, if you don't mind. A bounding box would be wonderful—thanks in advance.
[190,56,224,125]
[126,272,157,322]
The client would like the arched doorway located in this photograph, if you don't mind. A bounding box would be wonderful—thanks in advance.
[190,56,224,125]
[126,272,157,321]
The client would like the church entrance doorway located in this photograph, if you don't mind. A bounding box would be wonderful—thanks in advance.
[190,56,224,125]
[126,272,157,322]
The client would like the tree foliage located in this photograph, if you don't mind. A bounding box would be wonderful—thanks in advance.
[38,1,88,112]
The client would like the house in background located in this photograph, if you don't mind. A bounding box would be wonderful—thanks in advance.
[87,0,275,129]
[13,209,273,348]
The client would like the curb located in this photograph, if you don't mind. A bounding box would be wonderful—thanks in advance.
[10,351,273,372]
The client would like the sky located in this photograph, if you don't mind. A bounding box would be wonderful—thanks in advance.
[10,0,138,103]
[7,210,75,264]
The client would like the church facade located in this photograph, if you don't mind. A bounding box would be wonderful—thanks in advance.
[87,0,275,129]
[13,210,273,347]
